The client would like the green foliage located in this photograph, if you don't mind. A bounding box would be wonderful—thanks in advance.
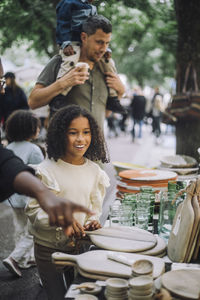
[0,0,177,87]
[0,0,57,57]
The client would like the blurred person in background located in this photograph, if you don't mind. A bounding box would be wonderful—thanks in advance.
[0,72,29,130]
[130,87,146,142]
[150,86,163,134]
[2,110,44,277]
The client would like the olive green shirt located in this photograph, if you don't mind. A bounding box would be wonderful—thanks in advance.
[37,55,108,129]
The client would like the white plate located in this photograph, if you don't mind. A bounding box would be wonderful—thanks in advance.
[159,166,198,175]
[160,155,197,168]
[119,169,177,181]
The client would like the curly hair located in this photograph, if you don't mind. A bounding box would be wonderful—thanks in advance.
[47,105,110,163]
[5,110,41,142]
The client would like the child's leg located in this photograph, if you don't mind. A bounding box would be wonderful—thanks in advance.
[98,57,118,97]
[98,58,127,115]
[9,208,34,268]
[57,43,80,96]
[34,243,67,300]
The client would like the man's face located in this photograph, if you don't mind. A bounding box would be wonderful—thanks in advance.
[81,29,111,63]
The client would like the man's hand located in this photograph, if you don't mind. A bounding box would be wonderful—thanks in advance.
[58,67,89,91]
[105,72,125,99]
[63,45,75,56]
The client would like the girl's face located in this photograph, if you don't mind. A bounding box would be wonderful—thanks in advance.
[63,116,92,164]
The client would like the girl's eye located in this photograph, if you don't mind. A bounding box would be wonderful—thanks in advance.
[68,131,76,135]
[84,130,91,135]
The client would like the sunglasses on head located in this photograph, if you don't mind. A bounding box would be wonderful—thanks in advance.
[0,78,6,89]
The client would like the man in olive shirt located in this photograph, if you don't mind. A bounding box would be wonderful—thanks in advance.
[28,15,124,128]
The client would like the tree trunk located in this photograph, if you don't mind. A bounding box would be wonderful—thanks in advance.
[174,0,200,161]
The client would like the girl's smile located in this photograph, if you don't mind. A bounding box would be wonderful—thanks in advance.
[62,116,91,165]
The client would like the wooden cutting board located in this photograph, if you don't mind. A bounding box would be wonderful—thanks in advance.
[139,235,166,256]
[161,269,200,299]
[85,227,157,253]
[167,180,196,262]
[184,193,200,262]
[52,250,165,279]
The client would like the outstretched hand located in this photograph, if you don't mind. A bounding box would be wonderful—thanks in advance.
[13,171,94,230]
[39,192,94,229]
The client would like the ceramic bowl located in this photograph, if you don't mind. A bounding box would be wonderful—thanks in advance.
[75,294,98,300]
[129,287,153,296]
[132,259,153,276]
[106,278,129,290]
[129,275,153,290]
[128,292,154,300]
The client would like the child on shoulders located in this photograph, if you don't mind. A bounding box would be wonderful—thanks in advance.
[56,0,127,115]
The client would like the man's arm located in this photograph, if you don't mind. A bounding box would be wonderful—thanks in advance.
[14,171,93,228]
[28,67,89,109]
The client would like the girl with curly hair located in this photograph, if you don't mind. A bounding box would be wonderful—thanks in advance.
[3,110,44,277]
[26,104,110,300]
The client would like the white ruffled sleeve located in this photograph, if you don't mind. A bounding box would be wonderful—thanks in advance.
[25,164,60,229]
[86,168,110,223]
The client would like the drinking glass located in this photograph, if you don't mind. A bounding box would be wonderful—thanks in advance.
[134,207,149,230]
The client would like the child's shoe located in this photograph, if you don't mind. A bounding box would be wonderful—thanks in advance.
[106,97,128,115]
[3,257,22,277]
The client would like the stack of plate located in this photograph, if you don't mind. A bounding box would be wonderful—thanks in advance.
[128,276,154,300]
[112,161,145,175]
[116,169,177,198]
[159,155,199,180]
[105,278,129,300]
[131,259,153,277]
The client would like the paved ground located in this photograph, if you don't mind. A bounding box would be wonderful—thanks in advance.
[0,122,175,299]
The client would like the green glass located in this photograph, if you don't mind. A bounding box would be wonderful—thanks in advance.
[122,193,136,225]
[139,186,155,226]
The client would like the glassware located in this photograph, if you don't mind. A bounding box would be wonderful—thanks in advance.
[109,203,133,227]
[120,204,133,226]
[123,193,137,225]
[158,190,183,242]
[109,204,121,227]
[134,207,149,230]
[139,186,156,226]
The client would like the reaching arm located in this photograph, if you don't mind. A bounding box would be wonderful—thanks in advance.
[28,67,89,109]
[14,171,93,228]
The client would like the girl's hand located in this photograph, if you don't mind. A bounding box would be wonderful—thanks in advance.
[84,220,102,231]
[67,220,86,238]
